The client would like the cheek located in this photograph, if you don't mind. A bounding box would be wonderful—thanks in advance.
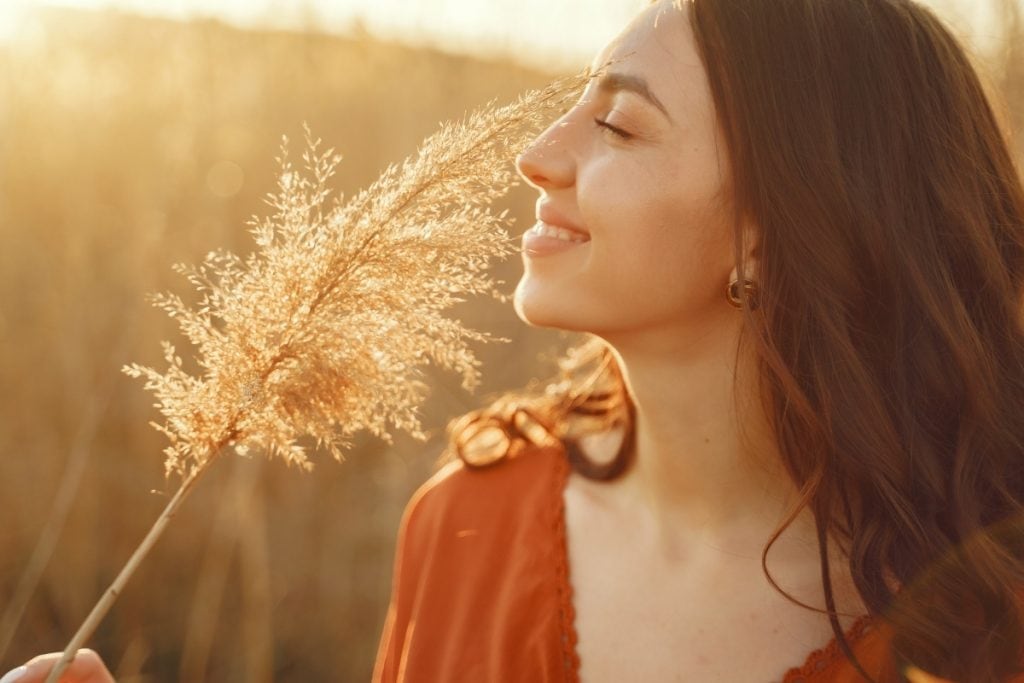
[638,149,734,260]
[588,161,731,264]
[618,222,726,304]
[584,172,734,310]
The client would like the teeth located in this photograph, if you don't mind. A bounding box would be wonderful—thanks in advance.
[531,222,589,243]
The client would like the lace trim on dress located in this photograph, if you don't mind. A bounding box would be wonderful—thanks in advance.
[553,446,582,682]
[780,613,875,682]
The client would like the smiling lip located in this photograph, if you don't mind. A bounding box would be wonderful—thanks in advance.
[522,204,591,257]
[521,227,589,258]
[537,205,589,237]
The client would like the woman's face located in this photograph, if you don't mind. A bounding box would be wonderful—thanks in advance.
[514,0,741,351]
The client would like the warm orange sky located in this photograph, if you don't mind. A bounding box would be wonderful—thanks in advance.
[0,0,1009,68]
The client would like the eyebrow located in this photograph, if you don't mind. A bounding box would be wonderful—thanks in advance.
[596,71,673,123]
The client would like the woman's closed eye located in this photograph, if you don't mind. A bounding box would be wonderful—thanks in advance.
[593,117,633,140]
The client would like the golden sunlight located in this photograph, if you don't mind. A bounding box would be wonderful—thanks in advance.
[0,1,30,42]
[0,0,1020,679]
[0,0,644,66]
[0,0,1003,66]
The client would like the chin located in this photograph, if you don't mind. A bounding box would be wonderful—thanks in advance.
[513,289,571,331]
[512,295,598,335]
[512,296,561,330]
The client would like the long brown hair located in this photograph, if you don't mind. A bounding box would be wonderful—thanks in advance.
[444,0,1024,680]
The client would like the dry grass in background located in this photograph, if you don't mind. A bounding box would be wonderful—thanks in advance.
[0,9,576,681]
[0,2,1020,681]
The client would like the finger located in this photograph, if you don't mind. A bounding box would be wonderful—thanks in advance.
[0,666,28,683]
[905,666,957,683]
[18,649,112,683]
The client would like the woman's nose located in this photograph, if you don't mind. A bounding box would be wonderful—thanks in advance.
[515,121,574,190]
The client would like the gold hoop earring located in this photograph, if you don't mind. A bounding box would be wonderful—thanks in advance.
[726,278,759,310]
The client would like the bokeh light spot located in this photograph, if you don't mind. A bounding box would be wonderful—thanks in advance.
[206,160,244,198]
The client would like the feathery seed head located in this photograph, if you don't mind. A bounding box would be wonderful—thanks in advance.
[123,70,592,478]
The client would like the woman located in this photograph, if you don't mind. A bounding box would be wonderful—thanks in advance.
[374,0,1024,681]
[6,0,1023,681]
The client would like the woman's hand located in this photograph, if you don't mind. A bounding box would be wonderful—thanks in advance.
[0,650,114,683]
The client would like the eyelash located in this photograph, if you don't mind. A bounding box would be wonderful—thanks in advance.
[593,117,632,140]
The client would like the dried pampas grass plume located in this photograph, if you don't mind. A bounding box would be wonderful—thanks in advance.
[130,76,584,477]
[44,68,592,683]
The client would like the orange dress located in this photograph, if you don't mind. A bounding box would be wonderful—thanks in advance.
[372,442,894,683]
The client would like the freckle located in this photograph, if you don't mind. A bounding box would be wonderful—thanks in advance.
[704,437,710,443]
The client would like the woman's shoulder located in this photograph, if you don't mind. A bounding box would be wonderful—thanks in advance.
[411,439,567,510]
[397,440,568,550]
[376,440,575,681]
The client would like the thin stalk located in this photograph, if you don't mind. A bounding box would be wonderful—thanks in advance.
[43,464,208,683]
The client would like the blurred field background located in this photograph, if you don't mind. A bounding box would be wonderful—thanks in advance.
[0,1,1020,681]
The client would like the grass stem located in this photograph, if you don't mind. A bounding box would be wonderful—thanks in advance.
[43,465,207,683]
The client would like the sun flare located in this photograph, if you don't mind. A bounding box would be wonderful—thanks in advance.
[0,1,31,43]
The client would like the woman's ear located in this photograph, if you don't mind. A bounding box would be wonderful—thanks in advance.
[738,219,760,281]
[727,216,760,283]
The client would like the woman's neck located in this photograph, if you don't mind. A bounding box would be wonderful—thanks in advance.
[597,329,818,563]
